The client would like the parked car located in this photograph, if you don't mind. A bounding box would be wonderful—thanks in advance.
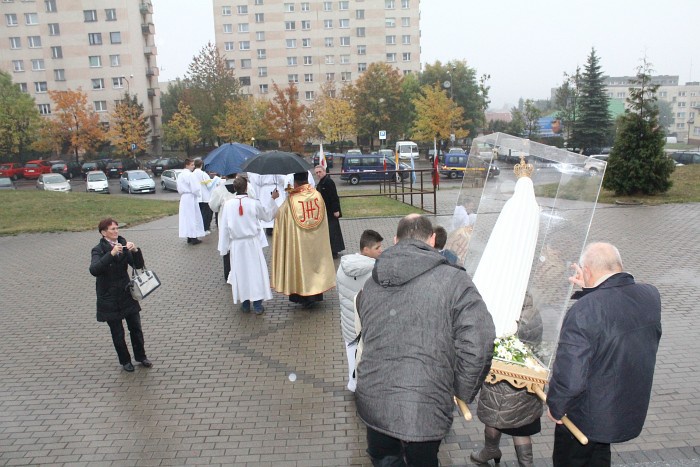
[312,152,334,168]
[0,162,24,180]
[0,177,16,190]
[81,160,107,178]
[441,154,500,179]
[160,169,185,191]
[51,161,83,179]
[22,160,53,179]
[151,157,184,176]
[583,154,609,175]
[85,170,110,194]
[106,158,139,178]
[670,151,700,165]
[120,170,156,194]
[143,157,161,172]
[36,173,71,192]
[340,154,410,185]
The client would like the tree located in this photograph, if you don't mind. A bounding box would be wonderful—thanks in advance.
[396,72,422,140]
[183,42,240,145]
[215,96,269,143]
[554,68,581,143]
[507,107,526,137]
[411,83,469,145]
[160,78,186,124]
[0,71,41,161]
[603,60,675,196]
[163,101,201,155]
[523,99,542,139]
[311,84,356,151]
[107,93,150,158]
[570,49,611,152]
[266,82,307,152]
[48,89,105,162]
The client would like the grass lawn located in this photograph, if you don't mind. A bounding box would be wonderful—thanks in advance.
[338,189,424,218]
[598,164,700,205]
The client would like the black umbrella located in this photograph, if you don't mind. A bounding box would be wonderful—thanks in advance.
[240,150,312,175]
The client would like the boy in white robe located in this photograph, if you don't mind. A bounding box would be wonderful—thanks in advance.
[177,159,205,245]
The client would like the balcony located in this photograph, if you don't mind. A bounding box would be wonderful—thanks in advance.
[146,67,158,77]
[147,88,157,98]
[141,23,155,35]
[140,2,152,14]
[144,46,157,56]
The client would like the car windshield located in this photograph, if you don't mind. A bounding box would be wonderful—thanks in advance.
[0,164,11,170]
[25,163,39,168]
[129,171,150,180]
[0,178,12,187]
[87,173,107,181]
[155,159,169,165]
[107,162,121,168]
[44,175,65,183]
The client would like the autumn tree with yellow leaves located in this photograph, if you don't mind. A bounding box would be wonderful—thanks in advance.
[46,89,105,162]
[215,97,269,144]
[163,102,201,156]
[265,82,307,152]
[107,93,150,158]
[411,83,470,145]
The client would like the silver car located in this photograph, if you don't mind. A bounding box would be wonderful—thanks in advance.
[85,170,109,194]
[36,173,71,192]
[120,170,156,194]
[160,169,185,192]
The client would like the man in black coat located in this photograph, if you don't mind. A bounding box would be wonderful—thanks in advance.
[314,165,345,258]
[547,242,662,467]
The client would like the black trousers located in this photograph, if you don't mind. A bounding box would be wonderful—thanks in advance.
[107,313,146,365]
[223,252,231,281]
[366,426,441,467]
[199,202,213,231]
[553,424,611,467]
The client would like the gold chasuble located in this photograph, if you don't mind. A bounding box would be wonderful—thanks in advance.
[271,184,336,296]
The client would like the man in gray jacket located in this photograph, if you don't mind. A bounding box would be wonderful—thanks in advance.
[356,214,495,466]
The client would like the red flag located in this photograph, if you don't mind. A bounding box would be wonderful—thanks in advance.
[383,157,387,172]
[319,143,327,169]
[432,149,440,187]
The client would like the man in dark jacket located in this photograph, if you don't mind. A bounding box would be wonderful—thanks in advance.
[314,165,345,258]
[356,214,495,466]
[547,242,662,467]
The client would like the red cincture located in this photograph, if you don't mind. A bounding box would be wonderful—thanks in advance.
[238,195,247,216]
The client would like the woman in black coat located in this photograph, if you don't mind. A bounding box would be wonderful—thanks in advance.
[89,218,152,372]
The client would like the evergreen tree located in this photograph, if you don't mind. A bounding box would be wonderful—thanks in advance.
[603,59,674,196]
[571,49,611,152]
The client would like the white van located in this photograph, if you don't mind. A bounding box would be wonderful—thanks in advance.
[396,141,419,160]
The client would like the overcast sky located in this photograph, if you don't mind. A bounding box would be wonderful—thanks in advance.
[152,0,700,109]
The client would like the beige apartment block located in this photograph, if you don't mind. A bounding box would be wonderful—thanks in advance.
[211,0,421,102]
[0,0,163,154]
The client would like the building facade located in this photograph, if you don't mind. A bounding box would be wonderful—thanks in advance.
[211,0,421,101]
[0,0,162,154]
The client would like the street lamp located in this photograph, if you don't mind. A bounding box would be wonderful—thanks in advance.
[121,74,133,94]
[688,119,694,145]
[251,137,255,148]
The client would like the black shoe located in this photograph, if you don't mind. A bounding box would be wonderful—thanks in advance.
[302,301,317,310]
[138,358,152,368]
[187,238,192,244]
[122,362,135,372]
[190,238,202,245]
[332,252,339,259]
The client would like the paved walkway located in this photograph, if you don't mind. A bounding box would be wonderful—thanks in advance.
[1,196,699,466]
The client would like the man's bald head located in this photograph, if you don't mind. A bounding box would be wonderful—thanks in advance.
[395,214,435,246]
[580,242,623,285]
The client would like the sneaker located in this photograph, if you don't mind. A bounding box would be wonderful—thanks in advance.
[205,230,211,236]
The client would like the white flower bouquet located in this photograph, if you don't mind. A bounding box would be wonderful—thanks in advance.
[493,335,542,371]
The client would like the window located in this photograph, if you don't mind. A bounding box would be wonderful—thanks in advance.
[239,76,251,86]
[238,23,249,32]
[301,2,310,11]
[323,1,332,11]
[239,41,250,50]
[401,0,409,7]
[401,17,410,26]
[25,13,39,25]
[259,84,268,94]
[341,71,351,81]
[325,55,334,64]
[28,36,41,48]
[305,91,314,100]
[35,81,48,93]
[112,77,124,88]
[222,6,231,15]
[326,72,335,81]
[340,36,350,46]
[385,0,395,9]
[51,46,62,58]
[325,37,333,47]
[18,83,28,93]
[386,35,396,45]
[285,21,296,30]
[303,56,312,65]
[678,102,687,108]
[677,112,686,118]
[258,67,267,77]
[679,91,687,97]
[54,69,65,81]
[255,0,263,4]
[94,101,107,112]
[223,24,233,33]
[105,8,116,21]
[237,5,248,14]
[110,32,121,44]
[284,3,294,12]
[659,91,667,98]
[402,52,411,61]
[340,54,350,64]
[304,73,313,82]
[339,1,349,10]
[286,38,297,48]
[324,19,332,29]
[358,63,367,71]
[48,23,59,35]
[302,38,311,47]
[356,27,365,37]
[6,14,18,26]
[386,17,395,27]
[10,37,21,49]
[31,59,45,70]
[92,78,105,90]
[84,9,97,22]
[386,53,396,62]
[339,18,349,28]
[89,55,102,67]
[356,9,364,19]
[45,0,56,12]
[256,31,265,41]
[257,49,266,59]
[241,59,251,68]
[301,20,311,30]
[255,13,264,22]
[357,45,366,55]
[225,41,234,51]
[13,60,24,72]
[402,34,410,44]
[38,103,51,115]
[110,54,120,66]
[88,33,102,45]
[226,60,235,69]
[288,74,299,83]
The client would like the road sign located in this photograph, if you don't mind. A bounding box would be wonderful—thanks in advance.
[130,143,137,151]
[379,130,386,140]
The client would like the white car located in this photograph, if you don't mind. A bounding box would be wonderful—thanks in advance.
[160,169,185,191]
[583,154,609,175]
[120,170,156,194]
[85,170,109,194]
[36,173,71,192]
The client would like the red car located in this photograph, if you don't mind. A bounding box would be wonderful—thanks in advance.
[22,160,53,179]
[0,162,24,180]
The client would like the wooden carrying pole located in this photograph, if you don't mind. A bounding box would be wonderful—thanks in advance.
[532,386,588,445]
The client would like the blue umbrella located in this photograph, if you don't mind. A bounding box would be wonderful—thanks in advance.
[202,142,260,176]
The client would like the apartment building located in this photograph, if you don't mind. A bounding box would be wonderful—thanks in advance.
[0,0,163,154]
[211,0,421,102]
[604,75,700,143]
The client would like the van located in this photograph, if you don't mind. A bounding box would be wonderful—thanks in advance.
[396,141,419,160]
[340,155,410,185]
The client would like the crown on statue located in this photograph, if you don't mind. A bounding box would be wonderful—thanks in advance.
[513,154,534,179]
